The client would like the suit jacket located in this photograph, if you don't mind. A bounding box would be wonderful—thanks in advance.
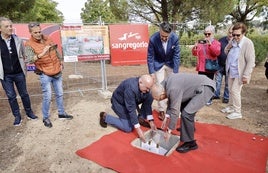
[147,31,180,74]
[225,36,255,84]
[111,77,153,126]
[163,73,216,130]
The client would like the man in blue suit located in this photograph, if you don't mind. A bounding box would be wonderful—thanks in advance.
[147,21,180,121]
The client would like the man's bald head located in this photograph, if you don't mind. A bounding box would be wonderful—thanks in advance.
[139,74,154,93]
[151,84,166,101]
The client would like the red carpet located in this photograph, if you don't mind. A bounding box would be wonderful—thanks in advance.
[76,111,268,173]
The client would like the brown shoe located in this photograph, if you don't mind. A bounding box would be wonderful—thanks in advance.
[158,111,165,121]
[138,117,150,128]
[99,112,107,128]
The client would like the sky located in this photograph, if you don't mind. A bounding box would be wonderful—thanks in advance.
[54,0,87,23]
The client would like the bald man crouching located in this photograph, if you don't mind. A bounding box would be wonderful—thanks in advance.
[151,73,215,153]
[99,75,156,142]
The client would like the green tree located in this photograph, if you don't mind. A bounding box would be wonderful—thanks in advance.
[81,0,127,24]
[230,0,268,24]
[0,0,35,21]
[128,0,235,25]
[21,0,63,23]
[0,0,63,23]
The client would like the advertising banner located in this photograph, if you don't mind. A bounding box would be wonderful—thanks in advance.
[109,24,149,66]
[60,25,110,62]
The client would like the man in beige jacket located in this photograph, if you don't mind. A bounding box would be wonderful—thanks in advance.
[222,22,255,119]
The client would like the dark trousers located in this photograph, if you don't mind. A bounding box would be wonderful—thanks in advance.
[180,86,214,142]
[1,72,33,117]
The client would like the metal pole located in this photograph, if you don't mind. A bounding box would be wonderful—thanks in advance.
[99,16,108,91]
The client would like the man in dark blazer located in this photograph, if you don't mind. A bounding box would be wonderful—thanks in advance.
[147,21,180,121]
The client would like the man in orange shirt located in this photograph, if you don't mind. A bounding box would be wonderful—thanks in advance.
[25,22,73,128]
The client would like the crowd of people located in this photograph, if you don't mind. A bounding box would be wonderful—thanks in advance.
[99,21,256,153]
[0,17,257,154]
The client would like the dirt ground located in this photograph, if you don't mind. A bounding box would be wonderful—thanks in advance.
[0,64,267,173]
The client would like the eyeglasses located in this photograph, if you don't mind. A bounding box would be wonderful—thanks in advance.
[204,33,211,36]
[28,22,40,28]
[232,34,241,37]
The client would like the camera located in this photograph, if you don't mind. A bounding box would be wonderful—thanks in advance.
[49,44,57,50]
[198,40,207,44]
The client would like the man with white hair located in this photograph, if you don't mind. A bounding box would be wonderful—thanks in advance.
[192,25,221,105]
[151,73,215,153]
[0,17,37,126]
[99,74,156,142]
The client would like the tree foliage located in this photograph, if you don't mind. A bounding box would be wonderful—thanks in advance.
[230,0,268,24]
[128,0,235,25]
[0,0,35,21]
[81,0,128,24]
[0,0,63,23]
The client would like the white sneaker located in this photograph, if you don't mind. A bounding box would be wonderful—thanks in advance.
[226,112,242,119]
[221,107,234,114]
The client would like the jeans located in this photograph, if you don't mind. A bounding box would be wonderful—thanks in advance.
[215,67,229,99]
[1,72,34,117]
[105,114,133,132]
[40,74,65,119]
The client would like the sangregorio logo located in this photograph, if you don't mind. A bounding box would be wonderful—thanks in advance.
[111,32,148,50]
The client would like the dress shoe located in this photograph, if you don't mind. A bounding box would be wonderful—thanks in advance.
[176,140,198,153]
[222,98,229,104]
[212,96,220,100]
[43,118,52,128]
[99,112,107,128]
[138,117,150,128]
[27,114,38,120]
[13,116,22,126]
[58,113,73,119]
[158,111,165,121]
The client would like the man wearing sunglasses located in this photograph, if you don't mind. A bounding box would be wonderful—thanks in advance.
[222,22,255,120]
[192,25,221,105]
[25,22,73,128]
[0,17,37,126]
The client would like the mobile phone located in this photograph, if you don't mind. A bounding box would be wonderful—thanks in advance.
[198,40,207,44]
[49,44,57,50]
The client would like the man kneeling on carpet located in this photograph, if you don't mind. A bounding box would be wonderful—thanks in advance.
[151,73,216,153]
[99,74,156,142]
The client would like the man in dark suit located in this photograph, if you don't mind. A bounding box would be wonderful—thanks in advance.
[99,75,156,142]
[147,21,180,121]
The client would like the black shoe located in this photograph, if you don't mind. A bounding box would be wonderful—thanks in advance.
[13,116,22,126]
[222,98,229,103]
[212,96,220,100]
[27,114,38,120]
[138,117,150,128]
[58,113,73,119]
[176,140,198,153]
[43,118,52,128]
[99,112,107,128]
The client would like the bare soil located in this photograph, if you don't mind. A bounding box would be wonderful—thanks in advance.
[0,64,267,173]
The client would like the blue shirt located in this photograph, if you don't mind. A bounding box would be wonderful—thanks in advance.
[226,39,244,78]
